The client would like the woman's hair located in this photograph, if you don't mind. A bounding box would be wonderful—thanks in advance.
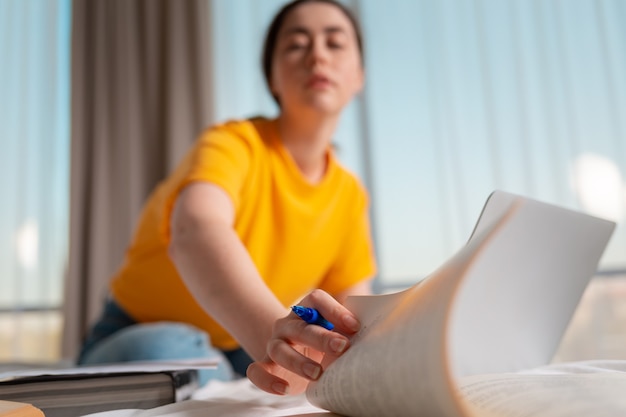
[261,0,364,105]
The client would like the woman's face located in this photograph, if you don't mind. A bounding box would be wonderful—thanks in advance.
[270,2,364,115]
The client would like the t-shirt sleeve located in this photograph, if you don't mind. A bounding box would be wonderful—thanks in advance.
[181,126,252,210]
[318,191,378,296]
[160,125,253,239]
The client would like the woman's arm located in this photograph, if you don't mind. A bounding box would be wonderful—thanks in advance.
[168,182,359,393]
[168,182,286,361]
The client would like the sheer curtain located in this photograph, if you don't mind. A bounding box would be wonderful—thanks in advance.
[358,0,626,284]
[0,0,71,361]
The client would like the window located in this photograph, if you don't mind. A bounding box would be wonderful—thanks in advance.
[359,0,626,286]
[0,0,71,361]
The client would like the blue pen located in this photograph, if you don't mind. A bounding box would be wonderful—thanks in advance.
[291,306,335,331]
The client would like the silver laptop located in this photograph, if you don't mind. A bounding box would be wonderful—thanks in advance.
[449,190,616,377]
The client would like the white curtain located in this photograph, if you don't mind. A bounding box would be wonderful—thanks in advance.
[357,0,626,283]
[0,0,71,361]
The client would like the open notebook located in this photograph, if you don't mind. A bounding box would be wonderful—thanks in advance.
[306,190,616,417]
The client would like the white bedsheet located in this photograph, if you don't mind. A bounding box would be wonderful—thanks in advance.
[82,378,332,417]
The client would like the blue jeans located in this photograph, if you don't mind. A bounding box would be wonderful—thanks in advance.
[78,299,253,385]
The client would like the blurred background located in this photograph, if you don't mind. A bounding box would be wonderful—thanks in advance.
[0,0,624,364]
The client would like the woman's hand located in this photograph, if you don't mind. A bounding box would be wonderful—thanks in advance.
[247,289,362,395]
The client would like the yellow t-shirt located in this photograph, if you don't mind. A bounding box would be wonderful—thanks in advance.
[110,117,377,350]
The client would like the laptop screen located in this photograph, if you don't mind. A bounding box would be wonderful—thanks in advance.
[449,191,615,377]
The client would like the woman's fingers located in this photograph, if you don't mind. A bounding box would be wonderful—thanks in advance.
[272,314,350,357]
[247,289,362,395]
[247,360,292,395]
[266,337,321,381]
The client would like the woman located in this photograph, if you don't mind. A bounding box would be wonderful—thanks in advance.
[78,0,376,396]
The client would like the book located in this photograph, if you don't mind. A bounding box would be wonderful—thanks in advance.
[0,401,43,417]
[306,190,617,417]
[0,360,217,417]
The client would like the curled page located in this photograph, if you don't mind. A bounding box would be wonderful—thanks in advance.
[306,195,518,417]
